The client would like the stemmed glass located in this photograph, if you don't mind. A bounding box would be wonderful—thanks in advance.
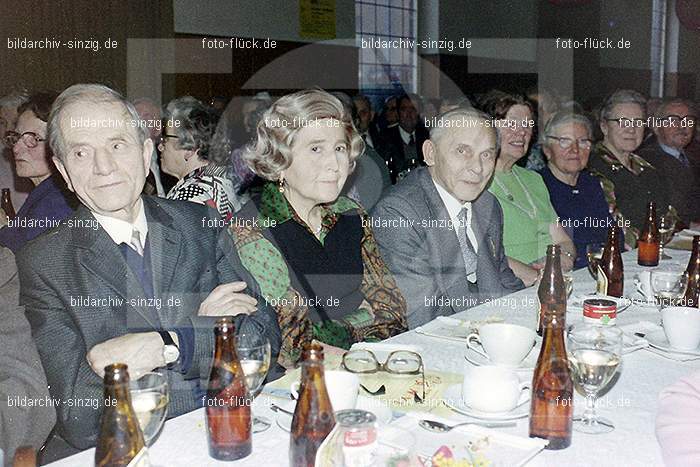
[567,324,623,434]
[129,371,169,445]
[651,270,689,313]
[236,328,272,433]
[586,243,605,280]
[658,214,676,259]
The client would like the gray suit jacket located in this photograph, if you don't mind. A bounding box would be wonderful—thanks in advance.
[16,196,280,451]
[0,247,56,465]
[371,168,524,328]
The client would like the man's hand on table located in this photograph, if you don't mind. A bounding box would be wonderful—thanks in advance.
[198,281,258,316]
[87,331,179,379]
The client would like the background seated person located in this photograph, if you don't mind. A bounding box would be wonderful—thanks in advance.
[234,89,408,368]
[0,246,56,463]
[480,91,575,286]
[539,112,614,269]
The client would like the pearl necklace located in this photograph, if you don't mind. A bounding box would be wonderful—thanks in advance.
[493,169,538,220]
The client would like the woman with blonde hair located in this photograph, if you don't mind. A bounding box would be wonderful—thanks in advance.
[231,89,407,367]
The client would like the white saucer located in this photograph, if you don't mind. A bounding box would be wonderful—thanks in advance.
[646,330,700,356]
[463,346,537,371]
[442,384,530,421]
[274,395,393,432]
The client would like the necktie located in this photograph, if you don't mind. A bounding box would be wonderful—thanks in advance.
[409,133,415,146]
[678,151,690,167]
[457,208,477,278]
[129,229,144,256]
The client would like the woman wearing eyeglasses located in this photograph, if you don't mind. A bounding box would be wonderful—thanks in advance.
[480,91,576,287]
[588,90,668,249]
[539,112,615,269]
[0,92,76,252]
[160,96,243,220]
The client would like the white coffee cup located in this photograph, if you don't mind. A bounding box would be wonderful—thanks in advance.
[466,323,536,367]
[634,270,653,300]
[462,365,530,413]
[291,370,359,411]
[662,306,700,351]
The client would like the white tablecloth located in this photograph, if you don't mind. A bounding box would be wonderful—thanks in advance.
[47,250,698,466]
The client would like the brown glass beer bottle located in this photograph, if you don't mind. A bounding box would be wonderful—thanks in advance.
[290,342,336,467]
[529,261,573,450]
[537,245,567,336]
[597,226,624,297]
[95,363,149,467]
[1,188,16,220]
[638,201,660,266]
[683,236,700,308]
[205,318,252,461]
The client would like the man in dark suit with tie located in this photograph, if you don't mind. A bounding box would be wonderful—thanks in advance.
[378,93,430,183]
[638,98,700,225]
[16,84,280,457]
[372,107,524,328]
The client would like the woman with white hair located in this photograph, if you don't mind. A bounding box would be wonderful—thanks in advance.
[589,90,669,248]
[539,112,615,269]
[160,97,241,219]
[230,89,407,367]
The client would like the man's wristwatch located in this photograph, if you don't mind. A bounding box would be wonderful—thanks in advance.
[158,331,180,368]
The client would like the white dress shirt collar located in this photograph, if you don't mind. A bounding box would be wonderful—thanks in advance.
[398,126,415,146]
[92,198,149,247]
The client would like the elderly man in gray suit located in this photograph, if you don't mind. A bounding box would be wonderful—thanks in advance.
[16,84,280,457]
[1,246,56,464]
[372,107,524,328]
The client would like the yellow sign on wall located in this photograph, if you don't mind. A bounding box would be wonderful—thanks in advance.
[299,0,336,39]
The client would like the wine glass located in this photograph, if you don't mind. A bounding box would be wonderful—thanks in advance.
[129,371,169,445]
[651,270,689,313]
[586,243,605,280]
[236,329,272,433]
[658,214,676,259]
[567,324,623,434]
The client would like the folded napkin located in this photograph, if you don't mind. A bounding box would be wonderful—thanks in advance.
[617,321,656,354]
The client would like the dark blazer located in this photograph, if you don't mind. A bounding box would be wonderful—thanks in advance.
[371,168,524,328]
[17,196,280,451]
[377,125,430,179]
[637,136,700,224]
[0,247,56,463]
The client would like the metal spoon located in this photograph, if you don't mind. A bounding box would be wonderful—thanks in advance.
[270,403,294,416]
[419,418,516,432]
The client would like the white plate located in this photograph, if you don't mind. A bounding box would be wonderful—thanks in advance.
[568,294,632,313]
[646,329,700,356]
[464,346,537,372]
[442,384,530,421]
[274,395,393,432]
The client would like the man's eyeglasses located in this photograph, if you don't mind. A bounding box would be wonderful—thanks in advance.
[605,117,646,129]
[342,349,425,402]
[4,131,46,148]
[158,134,178,147]
[546,136,593,150]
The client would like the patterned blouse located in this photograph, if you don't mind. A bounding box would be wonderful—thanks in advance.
[166,164,243,220]
[229,182,408,368]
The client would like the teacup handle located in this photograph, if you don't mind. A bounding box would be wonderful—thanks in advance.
[634,277,646,297]
[466,333,489,360]
[290,381,300,400]
[516,381,531,406]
